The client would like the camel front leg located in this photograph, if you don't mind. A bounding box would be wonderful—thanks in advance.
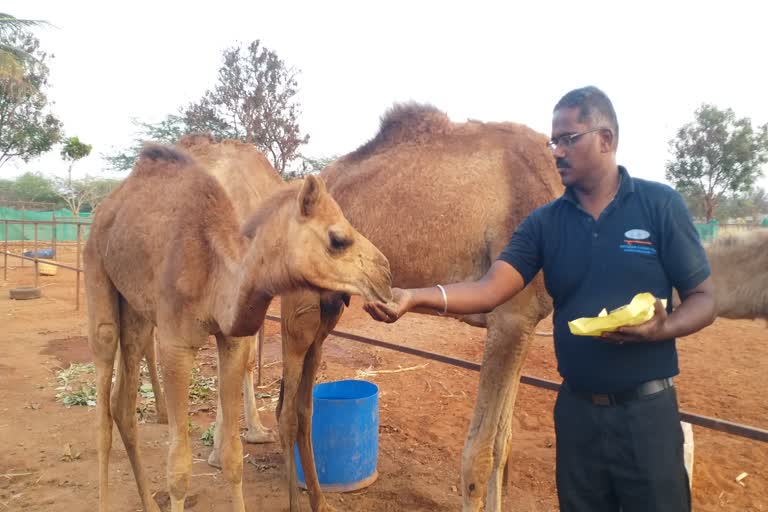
[295,296,345,512]
[208,330,275,469]
[243,328,276,443]
[461,291,538,512]
[280,343,307,512]
[215,334,251,512]
[296,342,331,512]
[279,291,328,512]
[157,331,197,512]
[484,355,528,511]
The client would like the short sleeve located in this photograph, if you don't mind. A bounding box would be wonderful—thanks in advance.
[497,210,544,285]
[659,191,711,293]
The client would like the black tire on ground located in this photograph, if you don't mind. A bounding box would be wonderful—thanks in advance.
[9,287,42,300]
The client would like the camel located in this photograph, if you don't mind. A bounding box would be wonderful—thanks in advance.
[202,108,768,511]
[139,134,285,446]
[705,230,768,320]
[84,144,392,512]
[264,104,562,512]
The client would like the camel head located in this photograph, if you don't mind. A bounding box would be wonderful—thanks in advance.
[286,175,393,303]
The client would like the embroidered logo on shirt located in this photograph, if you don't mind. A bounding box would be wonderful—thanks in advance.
[624,229,650,240]
[621,229,657,255]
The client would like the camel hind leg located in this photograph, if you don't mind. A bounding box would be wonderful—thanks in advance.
[112,301,161,512]
[144,330,168,424]
[84,256,120,512]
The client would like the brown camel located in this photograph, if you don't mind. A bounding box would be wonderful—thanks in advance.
[143,134,284,444]
[176,134,285,450]
[266,104,562,512]
[202,110,765,510]
[705,230,768,320]
[84,144,392,512]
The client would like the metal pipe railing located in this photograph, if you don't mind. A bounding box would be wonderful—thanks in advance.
[263,314,768,443]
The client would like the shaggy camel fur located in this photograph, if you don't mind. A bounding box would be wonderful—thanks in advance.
[706,231,768,320]
[204,114,765,511]
[84,145,391,512]
[246,104,562,512]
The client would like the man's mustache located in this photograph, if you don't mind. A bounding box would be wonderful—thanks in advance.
[556,158,571,169]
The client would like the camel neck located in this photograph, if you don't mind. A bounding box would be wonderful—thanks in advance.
[212,193,297,337]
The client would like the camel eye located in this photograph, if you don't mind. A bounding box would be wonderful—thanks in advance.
[329,231,351,252]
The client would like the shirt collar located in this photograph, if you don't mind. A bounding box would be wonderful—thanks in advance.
[562,165,634,206]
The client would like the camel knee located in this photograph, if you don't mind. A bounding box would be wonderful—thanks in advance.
[279,414,299,437]
[297,402,313,426]
[461,441,494,509]
[93,323,118,360]
[278,413,299,446]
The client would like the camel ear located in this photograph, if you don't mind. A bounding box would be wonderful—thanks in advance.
[298,174,326,217]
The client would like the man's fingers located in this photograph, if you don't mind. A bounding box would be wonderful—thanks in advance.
[365,302,398,323]
[364,303,386,322]
[601,329,636,343]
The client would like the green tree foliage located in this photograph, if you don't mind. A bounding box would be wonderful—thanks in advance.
[103,115,185,172]
[0,170,60,203]
[666,104,768,221]
[60,136,92,184]
[0,27,62,167]
[0,13,51,81]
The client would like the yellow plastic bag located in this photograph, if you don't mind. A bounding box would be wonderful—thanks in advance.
[568,292,667,337]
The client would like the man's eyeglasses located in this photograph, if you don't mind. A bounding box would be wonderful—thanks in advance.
[548,128,604,151]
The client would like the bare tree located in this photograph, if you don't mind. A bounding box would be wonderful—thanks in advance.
[183,40,309,175]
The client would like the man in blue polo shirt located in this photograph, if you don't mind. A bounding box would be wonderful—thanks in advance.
[364,86,716,511]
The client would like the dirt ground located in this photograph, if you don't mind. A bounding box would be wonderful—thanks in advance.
[1,244,767,511]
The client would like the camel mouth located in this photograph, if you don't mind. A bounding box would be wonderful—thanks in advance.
[365,285,393,304]
[359,274,393,304]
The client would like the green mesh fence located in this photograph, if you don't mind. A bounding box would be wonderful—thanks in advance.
[0,207,91,241]
[694,222,719,242]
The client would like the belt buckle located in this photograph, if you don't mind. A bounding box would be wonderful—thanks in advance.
[591,393,613,406]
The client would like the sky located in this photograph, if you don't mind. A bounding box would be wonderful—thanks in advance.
[4,0,768,190]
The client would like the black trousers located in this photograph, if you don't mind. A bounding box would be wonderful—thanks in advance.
[554,385,691,512]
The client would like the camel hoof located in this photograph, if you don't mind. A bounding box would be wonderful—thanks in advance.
[207,450,222,469]
[244,427,276,444]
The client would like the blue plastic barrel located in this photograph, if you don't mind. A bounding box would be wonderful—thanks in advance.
[22,248,55,258]
[295,379,379,492]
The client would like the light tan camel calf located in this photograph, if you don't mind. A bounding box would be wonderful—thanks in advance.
[84,144,392,512]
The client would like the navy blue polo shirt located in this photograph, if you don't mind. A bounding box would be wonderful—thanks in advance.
[499,166,710,393]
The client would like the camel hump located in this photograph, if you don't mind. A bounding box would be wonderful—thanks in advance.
[348,102,451,161]
[132,143,194,177]
[176,133,218,149]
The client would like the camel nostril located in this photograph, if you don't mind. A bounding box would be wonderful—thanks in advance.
[468,483,475,493]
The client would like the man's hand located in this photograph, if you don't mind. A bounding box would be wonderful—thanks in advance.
[364,288,413,323]
[601,299,669,344]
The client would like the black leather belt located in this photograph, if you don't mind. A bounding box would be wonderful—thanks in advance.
[564,377,674,406]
